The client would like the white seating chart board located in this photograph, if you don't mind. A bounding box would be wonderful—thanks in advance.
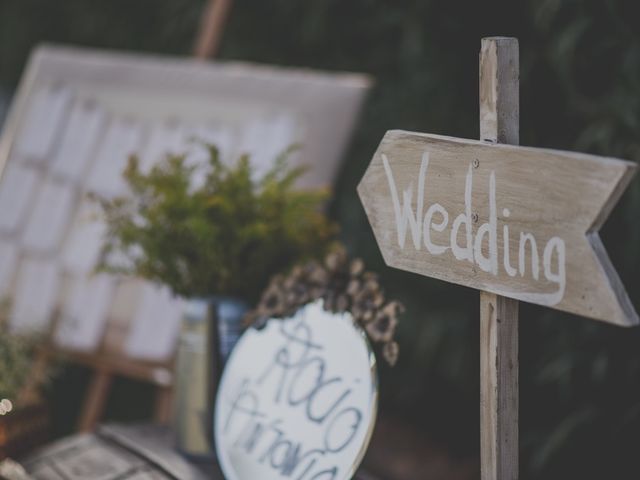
[0,45,370,362]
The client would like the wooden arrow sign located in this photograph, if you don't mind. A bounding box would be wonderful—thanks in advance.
[358,130,638,326]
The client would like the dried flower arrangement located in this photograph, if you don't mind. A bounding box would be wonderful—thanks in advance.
[245,246,403,366]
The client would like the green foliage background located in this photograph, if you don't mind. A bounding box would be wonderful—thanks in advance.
[1,1,639,478]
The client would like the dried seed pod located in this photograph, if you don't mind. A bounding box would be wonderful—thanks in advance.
[349,258,365,276]
[335,294,349,313]
[382,341,399,366]
[325,246,348,272]
[245,245,403,366]
[308,265,330,286]
[346,279,361,296]
[366,306,398,343]
[308,286,326,301]
[256,279,288,318]
[362,271,379,282]
[322,290,349,313]
[242,310,258,327]
[350,276,384,324]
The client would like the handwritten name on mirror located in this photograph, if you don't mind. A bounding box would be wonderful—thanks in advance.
[215,301,378,480]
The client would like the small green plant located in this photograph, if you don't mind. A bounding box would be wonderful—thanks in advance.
[96,145,337,303]
[0,299,55,403]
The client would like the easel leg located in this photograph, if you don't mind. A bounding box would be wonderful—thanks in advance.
[19,348,50,405]
[154,386,174,425]
[193,0,234,59]
[480,292,519,480]
[77,370,112,432]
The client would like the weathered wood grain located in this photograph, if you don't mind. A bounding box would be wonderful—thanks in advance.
[480,37,519,145]
[479,37,519,480]
[480,291,519,480]
[23,425,212,479]
[23,423,381,479]
[357,130,638,326]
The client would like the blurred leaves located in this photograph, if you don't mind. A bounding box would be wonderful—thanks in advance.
[0,299,55,402]
[96,146,336,302]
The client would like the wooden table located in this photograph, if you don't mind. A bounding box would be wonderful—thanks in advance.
[23,424,213,479]
[22,424,379,479]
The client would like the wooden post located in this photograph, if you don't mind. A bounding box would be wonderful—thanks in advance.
[193,0,234,59]
[479,37,519,480]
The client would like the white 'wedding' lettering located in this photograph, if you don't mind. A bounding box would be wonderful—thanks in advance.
[382,152,566,305]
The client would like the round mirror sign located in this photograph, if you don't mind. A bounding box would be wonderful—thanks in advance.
[214,300,378,480]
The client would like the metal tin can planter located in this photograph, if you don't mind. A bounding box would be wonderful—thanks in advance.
[173,296,248,459]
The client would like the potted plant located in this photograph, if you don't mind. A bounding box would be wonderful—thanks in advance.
[0,300,55,460]
[97,145,335,303]
[95,144,336,456]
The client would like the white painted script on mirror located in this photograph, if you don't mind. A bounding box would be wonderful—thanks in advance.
[215,301,377,480]
[382,152,566,305]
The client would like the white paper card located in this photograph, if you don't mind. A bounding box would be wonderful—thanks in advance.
[86,119,144,197]
[61,199,106,275]
[237,115,297,180]
[22,179,75,254]
[10,257,59,333]
[50,99,106,182]
[55,274,115,352]
[13,84,71,163]
[0,163,39,235]
[264,113,297,153]
[139,121,188,173]
[0,239,18,299]
[124,284,184,360]
[237,118,266,165]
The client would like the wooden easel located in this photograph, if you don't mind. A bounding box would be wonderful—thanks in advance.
[193,0,234,60]
[72,0,235,432]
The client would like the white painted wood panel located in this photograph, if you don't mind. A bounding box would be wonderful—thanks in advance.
[86,119,144,197]
[22,179,75,254]
[124,284,185,361]
[0,163,39,234]
[55,274,116,351]
[10,257,59,333]
[50,99,106,182]
[60,199,106,275]
[13,85,72,163]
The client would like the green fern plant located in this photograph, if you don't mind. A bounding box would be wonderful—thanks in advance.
[0,299,55,403]
[95,145,337,303]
